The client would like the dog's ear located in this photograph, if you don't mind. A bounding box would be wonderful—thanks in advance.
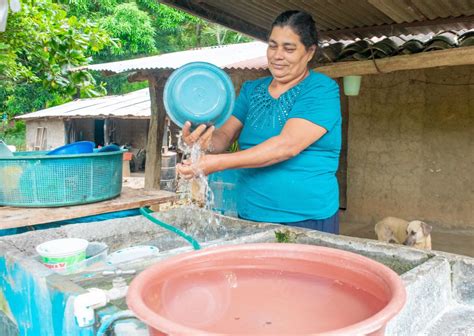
[421,222,432,236]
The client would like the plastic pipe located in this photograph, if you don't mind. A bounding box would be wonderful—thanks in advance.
[96,310,136,336]
[139,207,201,250]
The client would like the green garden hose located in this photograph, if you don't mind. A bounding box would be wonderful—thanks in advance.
[139,207,201,250]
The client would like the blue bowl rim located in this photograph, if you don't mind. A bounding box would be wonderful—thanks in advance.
[163,61,235,128]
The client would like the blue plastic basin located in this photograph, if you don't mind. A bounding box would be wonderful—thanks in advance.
[47,141,95,155]
[163,62,235,128]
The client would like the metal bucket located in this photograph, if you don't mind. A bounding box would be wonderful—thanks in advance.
[160,151,177,192]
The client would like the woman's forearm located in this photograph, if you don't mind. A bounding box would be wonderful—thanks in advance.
[199,118,327,175]
[207,117,243,154]
[212,134,297,170]
[208,128,236,154]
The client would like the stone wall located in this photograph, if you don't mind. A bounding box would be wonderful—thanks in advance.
[341,65,473,229]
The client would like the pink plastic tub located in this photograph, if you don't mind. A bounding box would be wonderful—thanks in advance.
[127,243,406,335]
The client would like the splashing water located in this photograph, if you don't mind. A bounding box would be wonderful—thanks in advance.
[175,133,223,241]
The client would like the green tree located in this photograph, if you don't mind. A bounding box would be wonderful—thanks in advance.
[0,0,115,148]
[0,0,113,98]
[60,0,252,97]
[96,2,157,61]
[137,1,252,52]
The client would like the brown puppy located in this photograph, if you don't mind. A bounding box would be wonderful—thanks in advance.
[374,217,432,250]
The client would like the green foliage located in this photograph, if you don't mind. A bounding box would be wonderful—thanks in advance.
[0,0,113,97]
[229,140,240,153]
[274,229,298,243]
[93,72,148,95]
[97,3,157,59]
[0,121,26,151]
[1,0,253,147]
[61,0,120,16]
[63,0,252,55]
[0,0,115,147]
[136,0,199,31]
[0,84,68,120]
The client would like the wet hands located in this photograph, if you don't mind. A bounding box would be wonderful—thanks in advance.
[178,121,219,179]
[176,155,215,179]
[182,121,215,152]
[176,158,199,179]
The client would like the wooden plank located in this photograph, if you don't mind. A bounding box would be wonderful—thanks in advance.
[0,187,176,230]
[314,46,474,78]
[145,75,168,190]
[336,78,348,210]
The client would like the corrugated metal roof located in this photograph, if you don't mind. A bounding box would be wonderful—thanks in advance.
[21,28,473,121]
[75,30,473,74]
[317,30,474,63]
[74,41,269,74]
[161,0,474,41]
[17,89,151,120]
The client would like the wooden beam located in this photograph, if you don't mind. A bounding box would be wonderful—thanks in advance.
[128,71,150,83]
[336,78,348,210]
[314,46,474,78]
[144,75,168,190]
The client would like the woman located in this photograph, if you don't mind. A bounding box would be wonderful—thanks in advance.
[177,10,341,233]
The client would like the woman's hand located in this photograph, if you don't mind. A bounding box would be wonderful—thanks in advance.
[176,159,197,180]
[182,121,215,151]
[176,155,219,179]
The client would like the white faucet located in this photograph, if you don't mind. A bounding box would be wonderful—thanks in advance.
[74,270,135,328]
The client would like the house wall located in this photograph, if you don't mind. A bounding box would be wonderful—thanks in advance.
[25,119,65,150]
[25,118,150,151]
[341,65,473,229]
[114,119,149,149]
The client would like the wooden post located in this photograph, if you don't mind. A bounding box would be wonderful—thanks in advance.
[145,75,167,190]
[337,79,349,210]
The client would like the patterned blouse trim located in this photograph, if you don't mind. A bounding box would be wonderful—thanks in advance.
[246,77,306,129]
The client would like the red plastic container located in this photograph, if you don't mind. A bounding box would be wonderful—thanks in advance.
[127,243,406,335]
[123,152,133,161]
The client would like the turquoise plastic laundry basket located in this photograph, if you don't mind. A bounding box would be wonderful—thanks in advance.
[0,150,123,207]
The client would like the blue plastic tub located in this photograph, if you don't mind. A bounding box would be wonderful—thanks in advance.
[47,141,95,155]
[0,150,123,207]
[208,169,240,217]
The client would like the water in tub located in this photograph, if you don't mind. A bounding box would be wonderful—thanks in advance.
[176,134,227,241]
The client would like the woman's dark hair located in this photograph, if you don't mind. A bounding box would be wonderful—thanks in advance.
[271,10,319,49]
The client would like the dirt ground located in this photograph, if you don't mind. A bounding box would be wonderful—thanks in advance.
[122,173,145,189]
[340,221,474,258]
